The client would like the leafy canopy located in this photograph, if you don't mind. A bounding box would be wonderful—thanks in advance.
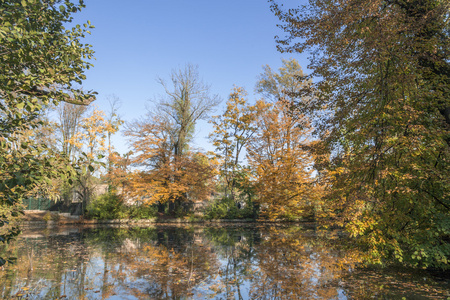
[270,0,450,268]
[0,0,95,265]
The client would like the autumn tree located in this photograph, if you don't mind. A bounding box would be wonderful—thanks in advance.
[105,95,123,180]
[210,87,256,201]
[270,0,450,268]
[0,0,95,265]
[67,107,121,213]
[255,58,310,103]
[248,99,316,220]
[125,115,217,214]
[125,65,219,215]
[107,151,132,194]
[248,59,319,220]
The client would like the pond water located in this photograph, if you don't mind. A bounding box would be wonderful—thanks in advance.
[1,224,449,299]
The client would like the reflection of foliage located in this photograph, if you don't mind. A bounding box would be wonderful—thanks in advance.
[1,226,449,299]
[250,226,359,299]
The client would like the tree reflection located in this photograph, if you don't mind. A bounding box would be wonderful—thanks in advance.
[0,225,448,299]
[249,226,357,299]
[106,228,220,299]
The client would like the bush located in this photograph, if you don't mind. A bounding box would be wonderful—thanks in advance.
[128,204,157,219]
[87,192,160,220]
[87,192,126,220]
[204,197,258,220]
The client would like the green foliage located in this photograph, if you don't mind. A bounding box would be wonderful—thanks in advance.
[86,192,158,220]
[0,0,95,265]
[127,204,157,220]
[204,196,257,220]
[86,192,126,220]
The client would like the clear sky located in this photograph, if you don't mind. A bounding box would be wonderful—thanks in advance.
[71,0,308,154]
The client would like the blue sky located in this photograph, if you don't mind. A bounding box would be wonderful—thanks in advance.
[71,0,308,154]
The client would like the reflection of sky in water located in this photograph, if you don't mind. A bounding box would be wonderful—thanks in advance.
[1,226,449,299]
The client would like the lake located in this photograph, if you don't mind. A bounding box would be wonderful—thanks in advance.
[1,224,449,299]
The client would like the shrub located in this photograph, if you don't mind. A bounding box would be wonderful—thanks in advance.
[205,197,258,220]
[128,204,157,219]
[87,192,126,220]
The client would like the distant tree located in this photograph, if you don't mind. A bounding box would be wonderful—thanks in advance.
[105,95,123,180]
[255,58,310,103]
[125,65,220,214]
[52,102,88,206]
[55,102,88,159]
[156,64,221,156]
[270,0,450,268]
[108,151,132,194]
[67,108,121,213]
[0,0,95,265]
[125,115,217,213]
[210,87,257,200]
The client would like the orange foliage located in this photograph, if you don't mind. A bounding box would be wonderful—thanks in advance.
[248,99,320,220]
[123,116,217,206]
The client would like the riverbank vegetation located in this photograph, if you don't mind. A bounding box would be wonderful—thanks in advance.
[1,0,448,271]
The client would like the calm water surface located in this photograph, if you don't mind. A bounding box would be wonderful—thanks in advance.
[1,224,449,299]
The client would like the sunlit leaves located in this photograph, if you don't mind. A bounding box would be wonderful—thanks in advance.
[270,0,450,268]
[0,0,96,264]
[124,115,217,209]
[209,87,256,200]
[248,99,318,220]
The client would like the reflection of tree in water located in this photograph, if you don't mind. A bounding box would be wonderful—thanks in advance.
[202,225,357,299]
[0,230,93,299]
[98,226,221,299]
[249,226,358,299]
[203,226,260,299]
[1,226,448,299]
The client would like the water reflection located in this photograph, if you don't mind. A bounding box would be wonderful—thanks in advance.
[1,225,448,299]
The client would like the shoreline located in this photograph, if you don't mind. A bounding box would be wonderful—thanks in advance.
[21,218,316,227]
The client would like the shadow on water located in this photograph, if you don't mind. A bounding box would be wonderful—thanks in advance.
[1,224,449,299]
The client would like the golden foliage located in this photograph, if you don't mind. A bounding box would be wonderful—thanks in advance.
[248,99,320,220]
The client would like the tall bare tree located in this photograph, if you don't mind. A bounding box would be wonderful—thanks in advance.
[156,64,221,156]
[55,102,88,159]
